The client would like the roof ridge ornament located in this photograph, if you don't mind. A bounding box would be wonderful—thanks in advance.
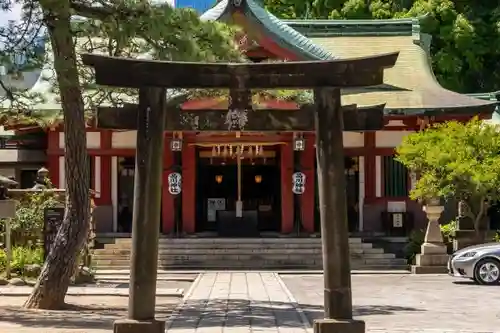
[232,0,243,7]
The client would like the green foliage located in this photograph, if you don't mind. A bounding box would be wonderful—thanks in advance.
[494,231,500,242]
[0,246,44,277]
[0,190,61,246]
[263,0,500,93]
[397,119,500,232]
[396,118,500,201]
[0,0,245,125]
[440,220,457,244]
[0,249,6,272]
[403,229,424,263]
[10,246,44,275]
[404,221,456,263]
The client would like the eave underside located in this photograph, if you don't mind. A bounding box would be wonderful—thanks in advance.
[200,0,333,60]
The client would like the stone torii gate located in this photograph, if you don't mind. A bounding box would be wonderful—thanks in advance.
[82,52,398,333]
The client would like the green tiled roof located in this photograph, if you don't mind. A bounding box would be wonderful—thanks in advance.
[199,0,228,20]
[283,18,421,37]
[200,0,334,60]
[468,91,500,123]
[245,0,333,60]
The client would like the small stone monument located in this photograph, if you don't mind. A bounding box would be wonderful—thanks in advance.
[453,199,495,251]
[411,198,449,274]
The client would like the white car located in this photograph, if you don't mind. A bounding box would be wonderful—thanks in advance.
[448,243,500,285]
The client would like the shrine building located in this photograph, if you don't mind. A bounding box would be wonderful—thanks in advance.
[1,0,497,237]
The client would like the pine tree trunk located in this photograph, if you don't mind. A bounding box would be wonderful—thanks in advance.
[24,0,90,309]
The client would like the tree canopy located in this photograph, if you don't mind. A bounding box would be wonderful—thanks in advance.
[264,0,500,93]
[396,118,500,230]
[0,0,244,126]
[0,1,315,127]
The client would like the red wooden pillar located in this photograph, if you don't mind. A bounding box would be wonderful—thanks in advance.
[95,130,112,206]
[281,143,294,233]
[47,130,60,187]
[364,132,376,201]
[182,144,196,233]
[300,133,315,233]
[162,134,175,234]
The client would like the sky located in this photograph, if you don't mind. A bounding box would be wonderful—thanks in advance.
[3,1,224,29]
[0,0,201,70]
[0,0,218,28]
[0,4,22,25]
[0,1,178,26]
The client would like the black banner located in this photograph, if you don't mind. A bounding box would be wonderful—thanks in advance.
[43,207,64,259]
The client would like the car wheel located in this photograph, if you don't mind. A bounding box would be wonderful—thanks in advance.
[473,259,500,285]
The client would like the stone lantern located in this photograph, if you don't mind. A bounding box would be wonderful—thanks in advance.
[32,167,50,190]
[411,198,449,274]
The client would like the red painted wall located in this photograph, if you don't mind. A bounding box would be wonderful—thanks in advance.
[181,144,196,233]
[300,134,315,233]
[162,135,175,233]
[363,132,376,203]
[95,131,112,205]
[280,143,294,233]
[42,119,425,234]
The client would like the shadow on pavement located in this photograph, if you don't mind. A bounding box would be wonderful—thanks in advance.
[169,299,425,329]
[303,304,424,324]
[451,280,491,286]
[0,298,424,330]
[0,302,175,330]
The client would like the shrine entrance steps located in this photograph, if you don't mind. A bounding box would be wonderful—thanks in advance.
[92,237,408,271]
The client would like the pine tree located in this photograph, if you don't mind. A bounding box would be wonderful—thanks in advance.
[0,0,241,309]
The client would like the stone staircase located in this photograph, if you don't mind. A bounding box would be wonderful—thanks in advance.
[92,237,408,270]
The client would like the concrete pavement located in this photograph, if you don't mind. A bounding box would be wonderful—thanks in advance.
[282,274,500,333]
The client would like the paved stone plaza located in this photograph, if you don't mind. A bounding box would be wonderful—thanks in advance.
[0,272,498,332]
[281,274,500,333]
[168,272,308,333]
[168,273,500,333]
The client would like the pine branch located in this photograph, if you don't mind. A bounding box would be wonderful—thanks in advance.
[69,0,149,21]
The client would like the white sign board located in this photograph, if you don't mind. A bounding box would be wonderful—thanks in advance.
[392,213,403,228]
[292,172,306,195]
[168,172,182,195]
